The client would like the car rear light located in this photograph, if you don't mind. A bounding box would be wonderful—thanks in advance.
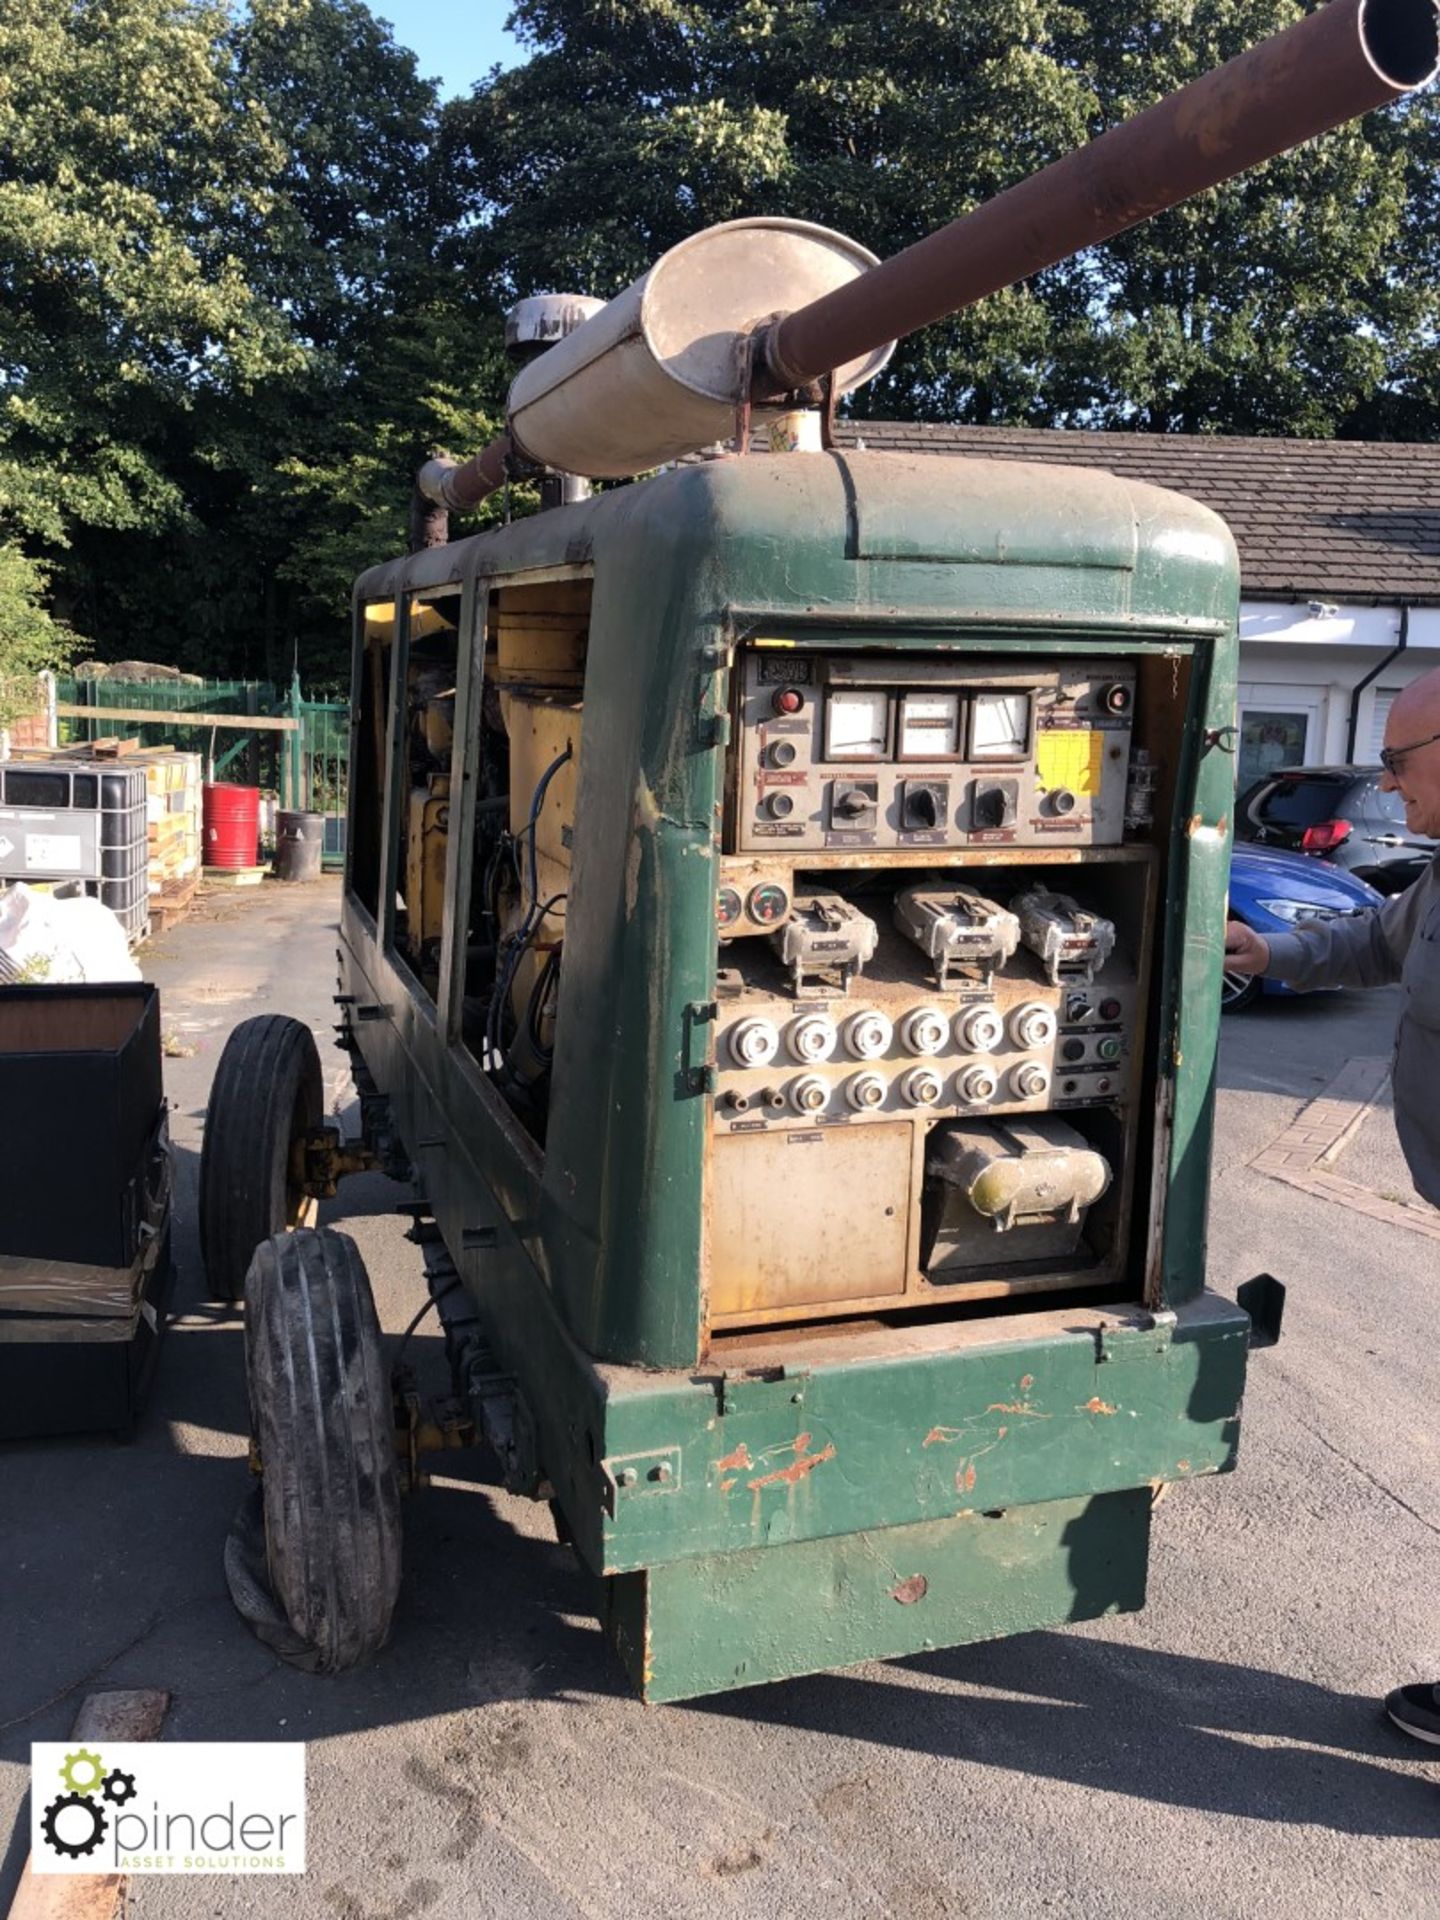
[1300,819,1352,852]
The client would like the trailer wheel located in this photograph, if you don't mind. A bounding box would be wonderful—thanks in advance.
[199,1014,324,1302]
[225,1228,402,1672]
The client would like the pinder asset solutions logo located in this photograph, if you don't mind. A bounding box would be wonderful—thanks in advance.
[31,1742,305,1875]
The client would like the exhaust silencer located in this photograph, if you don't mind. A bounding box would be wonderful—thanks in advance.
[505,219,895,478]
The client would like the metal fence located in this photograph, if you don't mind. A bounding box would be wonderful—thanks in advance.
[58,672,349,868]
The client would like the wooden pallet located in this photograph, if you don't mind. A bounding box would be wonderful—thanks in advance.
[147,873,198,933]
[201,862,269,889]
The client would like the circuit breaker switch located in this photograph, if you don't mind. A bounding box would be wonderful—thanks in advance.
[955,1005,1003,1053]
[894,885,1020,990]
[901,1067,944,1107]
[845,1071,887,1111]
[901,1007,950,1056]
[786,1014,837,1064]
[1013,886,1117,986]
[843,1010,893,1060]
[1009,1002,1057,1050]
[789,1075,830,1116]
[729,1017,779,1069]
[769,892,879,996]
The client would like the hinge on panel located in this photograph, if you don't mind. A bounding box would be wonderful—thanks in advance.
[700,711,732,750]
[681,999,718,1096]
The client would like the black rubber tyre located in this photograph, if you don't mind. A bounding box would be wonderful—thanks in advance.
[1221,966,1262,1014]
[225,1228,402,1673]
[199,1015,323,1302]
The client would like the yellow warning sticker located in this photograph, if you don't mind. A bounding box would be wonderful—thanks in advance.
[1036,729,1103,797]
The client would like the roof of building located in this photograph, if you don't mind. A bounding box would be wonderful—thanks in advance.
[841,421,1440,606]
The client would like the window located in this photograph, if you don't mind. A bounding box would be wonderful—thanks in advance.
[1235,709,1310,792]
[393,589,463,1001]
[1245,775,1349,832]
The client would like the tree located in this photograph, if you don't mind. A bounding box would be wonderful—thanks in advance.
[446,0,1436,437]
[0,0,295,575]
[0,544,68,727]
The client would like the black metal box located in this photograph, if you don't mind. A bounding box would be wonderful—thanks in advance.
[0,983,163,1267]
[0,983,171,1438]
[0,1225,173,1440]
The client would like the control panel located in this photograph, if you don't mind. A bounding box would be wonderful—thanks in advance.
[732,648,1135,853]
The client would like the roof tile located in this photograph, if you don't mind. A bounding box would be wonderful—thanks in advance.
[842,423,1440,604]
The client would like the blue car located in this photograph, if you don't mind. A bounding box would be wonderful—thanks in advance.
[1224,841,1385,1012]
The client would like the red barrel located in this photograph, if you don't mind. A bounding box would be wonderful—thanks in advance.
[203,782,260,869]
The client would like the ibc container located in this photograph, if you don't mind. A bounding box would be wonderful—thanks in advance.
[0,760,149,942]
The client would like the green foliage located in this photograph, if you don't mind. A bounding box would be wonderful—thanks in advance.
[0,544,68,726]
[0,0,297,551]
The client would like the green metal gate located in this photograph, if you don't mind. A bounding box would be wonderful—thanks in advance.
[279,674,349,870]
[59,670,349,870]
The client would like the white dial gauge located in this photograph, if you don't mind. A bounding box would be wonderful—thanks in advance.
[970,691,1031,759]
[825,688,890,760]
[899,690,961,759]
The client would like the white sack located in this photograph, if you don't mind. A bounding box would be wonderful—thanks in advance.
[0,882,141,983]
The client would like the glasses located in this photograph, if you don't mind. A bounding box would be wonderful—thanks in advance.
[1379,729,1440,777]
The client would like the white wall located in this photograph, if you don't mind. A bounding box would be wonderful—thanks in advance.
[1238,601,1440,767]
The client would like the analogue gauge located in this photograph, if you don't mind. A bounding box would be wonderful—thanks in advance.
[747,882,789,927]
[970,691,1031,759]
[899,690,961,759]
[716,886,743,931]
[824,688,890,760]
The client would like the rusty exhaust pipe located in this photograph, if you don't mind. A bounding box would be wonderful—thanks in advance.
[760,0,1439,392]
[416,436,513,516]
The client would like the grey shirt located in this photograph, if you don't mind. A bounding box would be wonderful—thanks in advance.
[1263,853,1440,1206]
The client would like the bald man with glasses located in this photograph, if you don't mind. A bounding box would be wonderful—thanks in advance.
[1225,662,1440,1744]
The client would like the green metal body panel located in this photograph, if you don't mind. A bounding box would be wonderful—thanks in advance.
[603,1488,1152,1704]
[340,450,1245,1699]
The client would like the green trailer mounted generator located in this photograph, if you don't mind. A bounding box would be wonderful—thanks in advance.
[336,449,1242,1701]
[197,0,1435,1699]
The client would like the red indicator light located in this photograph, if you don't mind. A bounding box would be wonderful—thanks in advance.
[1099,997,1122,1021]
[1301,818,1352,852]
[771,687,805,716]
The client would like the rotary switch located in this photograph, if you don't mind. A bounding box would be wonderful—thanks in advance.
[1009,1002,1056,1049]
[955,1005,1003,1053]
[901,781,947,831]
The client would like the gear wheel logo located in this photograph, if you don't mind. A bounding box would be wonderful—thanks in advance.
[58,1748,105,1796]
[41,1791,108,1859]
[101,1769,136,1807]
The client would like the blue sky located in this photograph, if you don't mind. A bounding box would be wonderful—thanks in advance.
[374,3,525,98]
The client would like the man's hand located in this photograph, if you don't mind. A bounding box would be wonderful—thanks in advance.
[1224,920,1270,975]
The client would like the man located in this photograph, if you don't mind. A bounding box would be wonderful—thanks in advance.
[1225,664,1440,1743]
